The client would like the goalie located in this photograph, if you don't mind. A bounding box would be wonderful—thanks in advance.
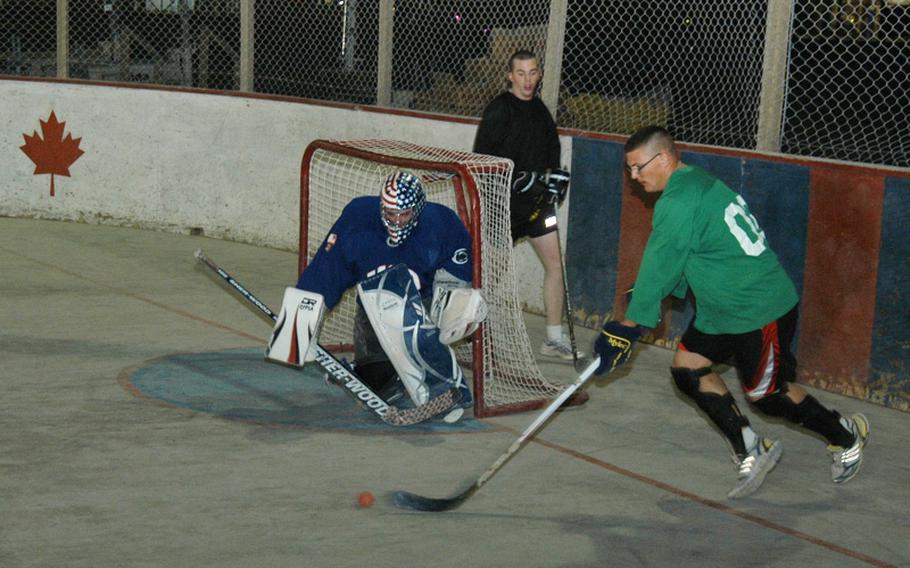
[266,171,487,423]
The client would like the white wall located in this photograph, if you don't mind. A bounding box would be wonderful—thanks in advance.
[0,79,572,315]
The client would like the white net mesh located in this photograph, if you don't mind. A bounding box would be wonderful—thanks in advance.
[301,139,564,416]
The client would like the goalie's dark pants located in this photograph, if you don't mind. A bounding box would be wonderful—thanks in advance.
[676,305,853,451]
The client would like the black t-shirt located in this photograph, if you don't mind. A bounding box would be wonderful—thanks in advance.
[473,91,560,174]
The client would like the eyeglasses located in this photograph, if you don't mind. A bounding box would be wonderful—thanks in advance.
[624,152,661,176]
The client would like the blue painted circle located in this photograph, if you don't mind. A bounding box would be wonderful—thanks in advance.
[126,347,488,433]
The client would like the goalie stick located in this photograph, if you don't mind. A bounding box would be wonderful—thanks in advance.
[193,249,457,426]
[393,356,602,512]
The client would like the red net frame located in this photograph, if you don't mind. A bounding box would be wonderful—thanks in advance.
[300,139,586,417]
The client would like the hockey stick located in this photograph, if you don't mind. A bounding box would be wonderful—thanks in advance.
[553,201,581,370]
[193,249,456,426]
[393,356,602,512]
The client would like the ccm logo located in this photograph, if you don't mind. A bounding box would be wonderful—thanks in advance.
[452,248,469,265]
[298,298,319,311]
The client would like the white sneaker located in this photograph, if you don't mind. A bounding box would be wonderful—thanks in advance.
[829,414,869,484]
[727,437,782,499]
[540,336,582,361]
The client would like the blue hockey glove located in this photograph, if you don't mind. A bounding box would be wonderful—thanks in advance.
[593,320,642,375]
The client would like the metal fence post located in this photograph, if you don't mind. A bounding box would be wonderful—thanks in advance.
[377,0,394,107]
[56,0,69,79]
[541,0,568,118]
[756,0,794,152]
[240,0,255,92]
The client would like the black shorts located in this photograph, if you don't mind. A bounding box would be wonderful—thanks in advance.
[510,194,557,241]
[679,305,798,398]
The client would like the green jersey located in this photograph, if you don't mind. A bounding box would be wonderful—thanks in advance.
[625,165,798,334]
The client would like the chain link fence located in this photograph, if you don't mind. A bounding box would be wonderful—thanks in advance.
[255,0,374,102]
[2,0,908,168]
[394,1,550,116]
[561,2,767,150]
[1,0,57,77]
[783,1,910,166]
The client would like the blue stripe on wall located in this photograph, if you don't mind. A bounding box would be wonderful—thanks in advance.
[871,176,910,406]
[742,160,810,296]
[567,138,625,320]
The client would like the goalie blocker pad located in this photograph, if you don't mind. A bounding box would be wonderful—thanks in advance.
[265,287,326,367]
[357,264,470,409]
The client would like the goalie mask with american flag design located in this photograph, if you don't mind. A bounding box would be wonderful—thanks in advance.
[380,171,426,247]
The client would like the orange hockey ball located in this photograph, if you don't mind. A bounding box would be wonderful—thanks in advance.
[358,491,375,508]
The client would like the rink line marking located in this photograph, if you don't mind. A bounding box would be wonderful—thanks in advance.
[518,433,895,568]
[127,292,263,342]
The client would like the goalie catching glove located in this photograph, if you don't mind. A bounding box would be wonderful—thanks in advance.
[431,286,488,345]
[265,287,326,367]
[593,320,642,375]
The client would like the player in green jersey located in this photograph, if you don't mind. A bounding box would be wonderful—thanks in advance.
[593,125,869,499]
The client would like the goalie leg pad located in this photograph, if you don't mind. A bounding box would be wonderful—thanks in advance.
[266,287,325,367]
[357,264,471,408]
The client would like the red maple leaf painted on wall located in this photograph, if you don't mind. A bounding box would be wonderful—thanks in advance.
[20,111,85,196]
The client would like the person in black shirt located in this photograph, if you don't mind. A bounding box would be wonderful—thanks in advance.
[473,50,578,361]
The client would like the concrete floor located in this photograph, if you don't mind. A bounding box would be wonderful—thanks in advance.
[1,217,907,568]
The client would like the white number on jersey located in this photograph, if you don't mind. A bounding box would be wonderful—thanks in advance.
[724,195,767,256]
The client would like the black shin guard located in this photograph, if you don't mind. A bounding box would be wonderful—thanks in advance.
[753,391,852,447]
[671,367,750,456]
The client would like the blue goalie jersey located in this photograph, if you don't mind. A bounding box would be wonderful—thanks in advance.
[296,196,473,308]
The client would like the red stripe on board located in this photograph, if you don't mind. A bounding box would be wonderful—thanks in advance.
[798,167,884,397]
[614,178,653,319]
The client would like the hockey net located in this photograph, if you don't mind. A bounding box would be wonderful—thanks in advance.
[299,139,586,417]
